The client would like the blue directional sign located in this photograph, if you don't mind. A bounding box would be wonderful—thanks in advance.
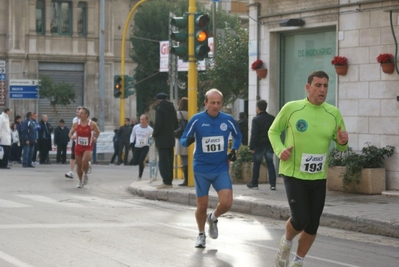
[0,74,6,81]
[9,92,39,99]
[10,85,39,93]
[9,79,40,99]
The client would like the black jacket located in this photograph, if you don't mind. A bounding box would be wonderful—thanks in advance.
[54,126,70,146]
[237,118,248,146]
[249,111,275,150]
[38,120,54,151]
[153,100,178,148]
[118,125,132,144]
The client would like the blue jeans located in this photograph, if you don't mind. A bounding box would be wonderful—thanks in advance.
[23,143,35,166]
[92,143,97,162]
[251,146,276,187]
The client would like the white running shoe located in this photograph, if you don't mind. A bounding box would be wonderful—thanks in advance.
[290,261,303,267]
[65,171,74,179]
[207,213,218,239]
[275,235,292,267]
[83,174,89,185]
[87,161,92,174]
[195,234,206,248]
[77,182,83,188]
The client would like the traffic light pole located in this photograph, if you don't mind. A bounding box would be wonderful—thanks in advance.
[120,0,147,125]
[187,0,197,187]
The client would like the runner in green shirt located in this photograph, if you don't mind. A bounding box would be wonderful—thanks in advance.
[269,70,349,267]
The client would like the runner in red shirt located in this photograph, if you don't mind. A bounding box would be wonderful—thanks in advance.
[68,108,100,188]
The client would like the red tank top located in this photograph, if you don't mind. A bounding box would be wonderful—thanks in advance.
[76,120,92,147]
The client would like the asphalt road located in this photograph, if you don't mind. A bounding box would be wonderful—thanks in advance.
[0,164,398,267]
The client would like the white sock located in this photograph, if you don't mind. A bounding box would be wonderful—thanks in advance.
[293,255,304,263]
[211,212,217,221]
[282,235,293,246]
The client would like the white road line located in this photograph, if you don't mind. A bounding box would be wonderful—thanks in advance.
[0,223,145,229]
[16,195,84,208]
[72,196,138,207]
[0,250,35,267]
[0,199,32,208]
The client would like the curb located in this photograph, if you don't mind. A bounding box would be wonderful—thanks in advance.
[128,183,399,238]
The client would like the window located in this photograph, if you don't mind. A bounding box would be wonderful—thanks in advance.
[36,0,45,34]
[77,2,87,36]
[50,1,72,35]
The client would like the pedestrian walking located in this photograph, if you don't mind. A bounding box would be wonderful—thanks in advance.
[175,97,189,186]
[180,88,242,248]
[54,119,70,164]
[247,99,277,190]
[21,112,36,168]
[38,114,53,164]
[10,123,20,163]
[14,115,23,163]
[152,93,178,189]
[130,114,153,180]
[65,106,83,179]
[31,112,40,165]
[117,118,132,165]
[109,129,119,165]
[269,71,349,267]
[0,108,12,169]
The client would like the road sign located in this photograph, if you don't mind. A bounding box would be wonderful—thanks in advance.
[9,85,39,93]
[9,79,39,86]
[0,68,5,74]
[9,92,39,99]
[0,74,6,81]
[0,94,5,100]
[0,88,4,94]
[9,79,40,99]
[0,61,5,68]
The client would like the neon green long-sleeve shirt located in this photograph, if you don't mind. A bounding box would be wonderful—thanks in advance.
[268,98,348,180]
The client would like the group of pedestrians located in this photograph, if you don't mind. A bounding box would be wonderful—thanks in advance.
[0,109,57,169]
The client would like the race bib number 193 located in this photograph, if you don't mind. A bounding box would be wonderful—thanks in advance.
[300,153,326,173]
[202,136,224,153]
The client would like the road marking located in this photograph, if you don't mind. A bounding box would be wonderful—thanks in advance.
[0,250,35,267]
[72,196,138,207]
[16,195,85,208]
[0,199,32,208]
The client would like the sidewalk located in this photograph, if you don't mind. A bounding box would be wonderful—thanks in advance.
[128,176,399,239]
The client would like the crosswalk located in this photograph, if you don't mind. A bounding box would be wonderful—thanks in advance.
[0,195,142,209]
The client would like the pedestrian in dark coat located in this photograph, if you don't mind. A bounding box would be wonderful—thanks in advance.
[14,115,23,163]
[237,112,248,146]
[54,119,70,164]
[21,112,36,167]
[117,118,132,165]
[152,93,178,188]
[38,115,53,164]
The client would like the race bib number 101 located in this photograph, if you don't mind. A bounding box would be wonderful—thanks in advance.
[300,153,326,173]
[202,136,224,153]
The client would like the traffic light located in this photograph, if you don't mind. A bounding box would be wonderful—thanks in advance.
[170,15,188,61]
[114,75,122,98]
[194,12,210,60]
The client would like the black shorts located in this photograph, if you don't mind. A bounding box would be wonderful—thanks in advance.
[71,141,76,160]
[283,175,326,235]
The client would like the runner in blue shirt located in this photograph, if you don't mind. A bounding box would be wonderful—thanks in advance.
[181,88,242,249]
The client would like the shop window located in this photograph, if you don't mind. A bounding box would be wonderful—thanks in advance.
[36,0,45,34]
[77,2,87,36]
[50,1,72,35]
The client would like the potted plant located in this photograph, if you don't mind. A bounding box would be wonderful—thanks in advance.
[377,53,395,74]
[251,59,267,79]
[327,143,395,194]
[229,146,268,184]
[331,56,348,75]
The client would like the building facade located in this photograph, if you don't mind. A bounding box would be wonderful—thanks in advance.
[248,0,399,190]
[0,0,138,129]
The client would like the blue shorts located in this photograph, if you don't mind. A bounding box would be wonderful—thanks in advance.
[194,171,232,197]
